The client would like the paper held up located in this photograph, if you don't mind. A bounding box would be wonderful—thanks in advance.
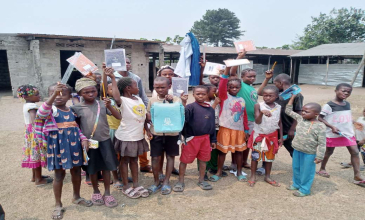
[104,49,127,71]
[203,62,226,75]
[234,40,256,53]
[223,59,250,67]
[66,52,98,75]
[172,77,189,96]
[280,84,301,100]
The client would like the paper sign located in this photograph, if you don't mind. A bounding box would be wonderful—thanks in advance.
[224,59,250,67]
[172,78,189,97]
[105,49,127,71]
[66,52,98,76]
[280,84,301,100]
[234,40,256,53]
[203,62,226,75]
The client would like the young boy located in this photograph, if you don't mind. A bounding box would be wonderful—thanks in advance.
[173,85,217,192]
[258,72,304,157]
[147,77,187,195]
[285,95,326,197]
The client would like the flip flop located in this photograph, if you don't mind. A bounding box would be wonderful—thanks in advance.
[256,167,265,176]
[134,186,149,198]
[340,162,352,168]
[122,187,141,199]
[204,173,209,181]
[113,183,123,190]
[103,195,118,208]
[91,193,104,206]
[286,185,298,191]
[248,180,256,187]
[72,197,93,207]
[161,185,172,195]
[354,180,365,188]
[237,175,247,182]
[173,182,185,192]
[51,207,65,219]
[208,175,221,182]
[222,165,230,171]
[230,170,248,177]
[293,190,308,197]
[221,171,228,177]
[30,175,51,182]
[148,184,162,194]
[208,169,217,175]
[316,170,330,178]
[197,181,212,190]
[36,178,53,187]
[266,180,280,187]
[159,174,166,182]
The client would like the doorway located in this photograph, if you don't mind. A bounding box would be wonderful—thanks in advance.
[60,50,82,89]
[0,50,11,91]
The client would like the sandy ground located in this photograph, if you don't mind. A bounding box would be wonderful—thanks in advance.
[0,84,365,220]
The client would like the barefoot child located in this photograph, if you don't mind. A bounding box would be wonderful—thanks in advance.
[17,85,52,186]
[147,77,187,195]
[173,85,217,192]
[285,95,326,196]
[37,83,92,218]
[247,86,283,187]
[317,83,365,186]
[71,78,120,207]
[109,76,150,198]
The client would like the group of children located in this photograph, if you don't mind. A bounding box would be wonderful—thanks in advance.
[18,52,365,219]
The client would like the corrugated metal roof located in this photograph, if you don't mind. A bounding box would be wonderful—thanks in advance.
[163,44,301,56]
[15,33,161,44]
[290,43,365,57]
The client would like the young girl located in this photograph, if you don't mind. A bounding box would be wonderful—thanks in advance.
[71,77,120,208]
[108,74,150,199]
[210,66,249,182]
[317,83,365,187]
[17,84,52,186]
[37,83,92,219]
[247,86,283,187]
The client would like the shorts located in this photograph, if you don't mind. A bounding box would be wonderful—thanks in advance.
[180,134,211,164]
[150,135,179,157]
[251,141,276,162]
[87,139,118,175]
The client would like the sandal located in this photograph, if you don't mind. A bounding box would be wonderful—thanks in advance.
[173,182,185,192]
[204,173,209,181]
[148,184,162,194]
[230,170,248,177]
[293,190,308,197]
[91,193,104,206]
[113,183,123,190]
[354,180,365,188]
[221,171,228,177]
[122,187,141,199]
[161,185,172,195]
[172,167,179,175]
[316,170,330,178]
[197,181,212,190]
[222,165,230,171]
[208,169,217,175]
[72,197,93,207]
[103,195,118,208]
[256,167,265,176]
[340,162,352,168]
[266,180,281,187]
[51,207,65,219]
[208,175,221,182]
[135,186,149,198]
[159,174,166,182]
[237,175,247,182]
[248,180,256,187]
[286,185,298,191]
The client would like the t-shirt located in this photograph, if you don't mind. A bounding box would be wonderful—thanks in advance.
[23,103,39,125]
[320,101,354,138]
[275,93,303,134]
[71,101,111,142]
[115,96,146,141]
[253,102,281,135]
[355,116,365,142]
[237,81,258,122]
[147,96,181,136]
[107,99,121,130]
[285,105,326,159]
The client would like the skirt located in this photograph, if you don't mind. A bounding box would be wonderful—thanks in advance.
[217,126,247,153]
[87,138,118,175]
[326,136,357,147]
[114,138,149,157]
[22,124,47,168]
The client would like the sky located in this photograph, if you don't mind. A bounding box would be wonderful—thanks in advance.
[1,0,363,48]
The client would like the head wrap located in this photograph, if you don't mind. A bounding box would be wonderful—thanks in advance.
[157,65,175,76]
[75,77,97,92]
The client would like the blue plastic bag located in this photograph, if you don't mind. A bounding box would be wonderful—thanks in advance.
[151,102,185,133]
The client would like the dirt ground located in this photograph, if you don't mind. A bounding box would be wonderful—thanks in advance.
[1,84,364,220]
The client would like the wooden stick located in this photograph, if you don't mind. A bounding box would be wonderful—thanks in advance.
[102,73,107,98]
[270,61,277,71]
[351,50,365,86]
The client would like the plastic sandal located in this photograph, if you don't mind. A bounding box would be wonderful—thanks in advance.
[122,187,141,199]
[286,185,298,190]
[148,184,162,194]
[340,162,352,168]
[316,170,330,178]
[221,171,228,177]
[91,193,104,206]
[173,182,185,192]
[197,181,212,190]
[237,175,247,182]
[159,174,166,182]
[266,180,281,187]
[134,186,149,198]
[208,175,221,182]
[51,207,65,219]
[248,180,256,187]
[161,185,172,195]
[113,183,123,190]
[72,197,93,207]
[293,190,308,197]
[103,195,118,208]
[354,180,365,187]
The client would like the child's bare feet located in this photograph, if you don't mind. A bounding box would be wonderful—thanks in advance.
[264,177,280,187]
[35,178,53,186]
[30,175,51,182]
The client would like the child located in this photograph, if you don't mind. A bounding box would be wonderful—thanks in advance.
[285,95,326,196]
[210,67,249,182]
[108,75,150,198]
[317,83,365,187]
[173,85,216,192]
[17,84,52,186]
[247,86,283,187]
[152,65,175,98]
[147,77,187,195]
[37,83,92,219]
[71,78,120,208]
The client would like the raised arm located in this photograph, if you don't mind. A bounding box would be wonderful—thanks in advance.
[257,70,273,96]
[37,83,67,118]
[103,98,121,120]
[285,95,302,122]
[104,65,121,106]
[230,50,246,77]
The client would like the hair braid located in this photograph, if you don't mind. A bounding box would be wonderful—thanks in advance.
[117,77,133,95]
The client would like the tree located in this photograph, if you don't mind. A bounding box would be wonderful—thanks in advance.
[292,7,365,50]
[190,8,244,47]
[165,35,185,44]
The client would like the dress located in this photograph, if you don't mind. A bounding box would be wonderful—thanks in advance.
[22,103,46,168]
[47,108,84,170]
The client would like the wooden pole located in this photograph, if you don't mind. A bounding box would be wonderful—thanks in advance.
[267,56,271,71]
[325,57,329,86]
[351,50,365,86]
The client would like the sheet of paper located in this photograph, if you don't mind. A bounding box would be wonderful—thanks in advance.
[280,84,301,100]
[66,52,98,76]
[223,59,250,67]
[104,49,127,71]
[172,78,189,97]
[234,40,256,53]
[203,62,226,75]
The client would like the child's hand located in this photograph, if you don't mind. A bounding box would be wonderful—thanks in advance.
[261,110,272,117]
[54,83,66,96]
[278,138,283,147]
[180,92,188,103]
[82,140,89,152]
[213,97,221,105]
[146,130,153,140]
[211,143,216,149]
[314,158,322,164]
[104,68,115,79]
[331,126,340,135]
[199,59,207,68]
[165,94,174,102]
[103,97,111,107]
[265,70,274,79]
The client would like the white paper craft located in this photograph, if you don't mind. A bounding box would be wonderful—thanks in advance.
[234,40,256,53]
[66,52,98,75]
[104,49,127,71]
[224,59,250,67]
[203,62,226,75]
[172,78,189,97]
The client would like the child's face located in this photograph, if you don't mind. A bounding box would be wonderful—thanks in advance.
[193,88,208,103]
[335,86,352,100]
[126,58,131,71]
[242,71,256,85]
[107,84,113,97]
[208,86,217,100]
[95,75,102,85]
[209,76,220,86]
[228,81,241,96]
[262,89,278,104]
[160,69,174,83]
[301,105,318,120]
[80,86,97,103]
[49,86,71,106]
[273,79,284,92]
[25,91,41,103]
[154,81,171,97]
[129,81,139,95]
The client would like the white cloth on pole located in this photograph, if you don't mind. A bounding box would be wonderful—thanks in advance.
[174,35,193,78]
